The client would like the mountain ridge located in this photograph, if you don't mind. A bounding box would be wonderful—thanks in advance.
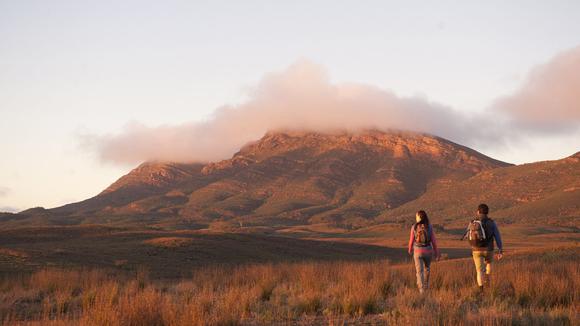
[5,129,577,229]
[47,130,514,226]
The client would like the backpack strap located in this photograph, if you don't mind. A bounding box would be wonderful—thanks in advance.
[481,218,492,239]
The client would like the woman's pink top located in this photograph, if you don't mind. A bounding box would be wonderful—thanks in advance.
[408,223,440,257]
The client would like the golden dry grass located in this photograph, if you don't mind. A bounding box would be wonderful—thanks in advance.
[0,246,578,325]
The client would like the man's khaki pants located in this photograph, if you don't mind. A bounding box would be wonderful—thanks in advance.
[472,250,493,286]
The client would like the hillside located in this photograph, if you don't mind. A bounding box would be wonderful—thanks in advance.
[378,152,580,227]
[47,130,510,227]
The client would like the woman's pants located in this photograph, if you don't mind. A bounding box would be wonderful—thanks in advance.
[413,252,432,290]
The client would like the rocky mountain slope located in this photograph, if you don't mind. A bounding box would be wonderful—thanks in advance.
[50,130,512,227]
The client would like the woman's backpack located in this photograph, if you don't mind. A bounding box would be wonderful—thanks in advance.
[414,223,431,247]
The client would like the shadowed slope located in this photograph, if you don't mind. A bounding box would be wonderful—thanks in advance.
[0,225,414,278]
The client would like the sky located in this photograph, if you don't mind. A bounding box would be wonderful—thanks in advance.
[1,0,580,211]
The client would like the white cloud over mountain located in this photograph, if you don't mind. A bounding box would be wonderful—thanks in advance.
[86,47,580,165]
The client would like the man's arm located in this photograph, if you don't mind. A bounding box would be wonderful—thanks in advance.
[492,221,503,252]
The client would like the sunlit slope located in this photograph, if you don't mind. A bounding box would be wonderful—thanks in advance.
[378,152,580,226]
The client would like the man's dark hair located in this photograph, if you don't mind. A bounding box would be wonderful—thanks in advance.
[478,203,489,215]
[416,210,430,225]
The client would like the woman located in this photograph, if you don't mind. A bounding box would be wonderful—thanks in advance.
[408,210,440,293]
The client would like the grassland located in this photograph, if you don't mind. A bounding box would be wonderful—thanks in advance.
[0,225,411,279]
[0,213,577,325]
[0,246,577,325]
[0,222,577,278]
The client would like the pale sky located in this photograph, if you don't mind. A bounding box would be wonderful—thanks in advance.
[1,1,580,211]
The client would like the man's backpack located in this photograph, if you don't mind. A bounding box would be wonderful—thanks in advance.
[468,219,491,247]
[414,223,431,246]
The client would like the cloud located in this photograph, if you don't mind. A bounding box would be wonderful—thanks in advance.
[86,46,580,165]
[493,46,580,132]
[0,206,19,213]
[0,187,10,197]
[86,60,500,165]
[0,188,20,213]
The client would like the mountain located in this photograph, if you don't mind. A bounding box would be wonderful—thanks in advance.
[378,152,580,227]
[49,130,512,227]
[54,162,205,215]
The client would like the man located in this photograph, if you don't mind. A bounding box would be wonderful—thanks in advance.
[462,203,503,292]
